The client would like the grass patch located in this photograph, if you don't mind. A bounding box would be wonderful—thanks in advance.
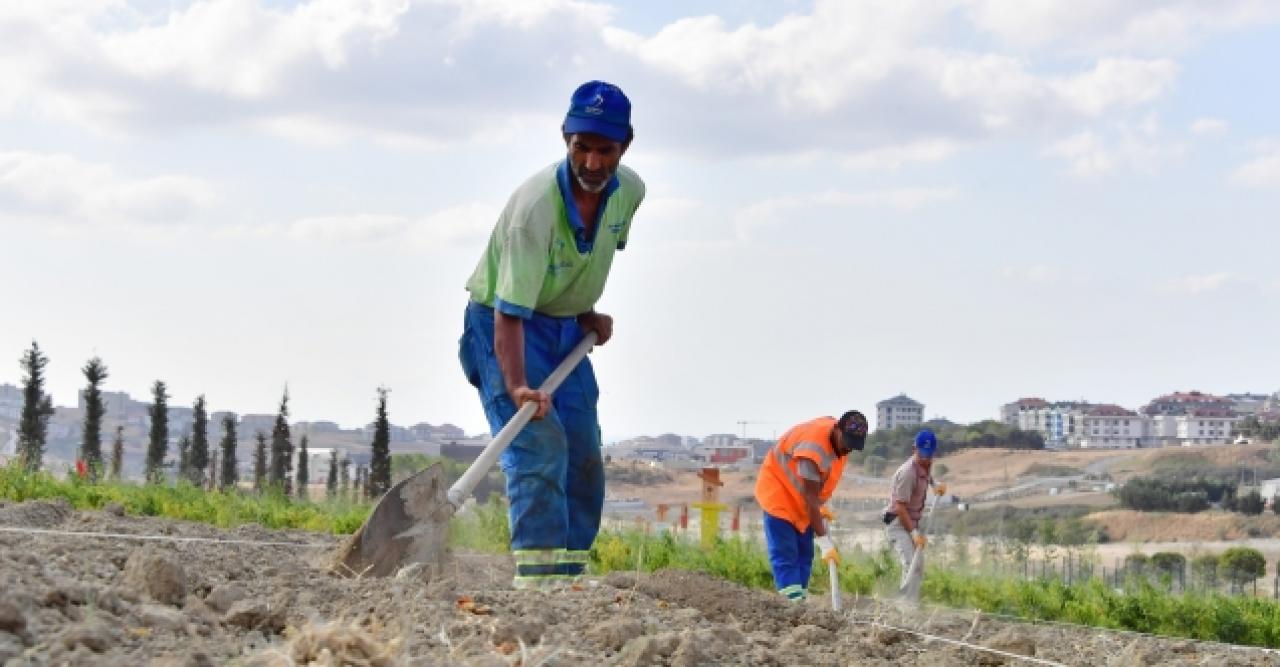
[0,464,371,534]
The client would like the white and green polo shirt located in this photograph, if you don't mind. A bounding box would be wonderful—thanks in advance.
[466,160,644,319]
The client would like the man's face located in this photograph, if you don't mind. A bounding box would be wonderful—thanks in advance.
[566,132,625,194]
[915,450,934,470]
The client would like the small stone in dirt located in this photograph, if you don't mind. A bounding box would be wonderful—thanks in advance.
[43,579,90,608]
[104,502,126,517]
[872,626,907,646]
[586,618,643,651]
[204,583,250,614]
[491,617,545,646]
[0,599,29,641]
[0,631,24,662]
[460,656,509,667]
[121,547,187,606]
[986,628,1035,658]
[617,632,681,667]
[670,630,708,667]
[780,624,833,651]
[136,604,188,632]
[183,596,221,627]
[58,620,118,653]
[223,599,287,634]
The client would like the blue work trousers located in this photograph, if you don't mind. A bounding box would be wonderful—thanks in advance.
[458,302,605,563]
[763,511,815,599]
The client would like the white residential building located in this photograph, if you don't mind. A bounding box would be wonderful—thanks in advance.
[877,394,924,432]
[1142,391,1241,446]
[1079,405,1144,449]
[1000,398,1090,448]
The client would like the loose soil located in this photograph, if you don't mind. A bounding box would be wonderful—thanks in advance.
[2,500,1279,666]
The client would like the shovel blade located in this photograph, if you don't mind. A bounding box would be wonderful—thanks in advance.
[330,462,455,578]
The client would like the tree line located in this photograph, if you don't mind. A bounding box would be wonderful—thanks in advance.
[9,340,393,502]
[1117,475,1271,515]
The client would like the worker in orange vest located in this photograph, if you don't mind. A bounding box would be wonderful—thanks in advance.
[753,410,867,601]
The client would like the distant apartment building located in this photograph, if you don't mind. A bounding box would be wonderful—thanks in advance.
[1079,405,1144,449]
[1142,391,1240,446]
[0,383,22,420]
[702,433,737,449]
[238,414,277,438]
[877,394,924,431]
[999,398,1090,448]
[1227,393,1272,417]
[410,422,465,441]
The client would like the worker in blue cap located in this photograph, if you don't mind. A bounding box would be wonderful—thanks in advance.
[459,81,645,589]
[882,429,948,601]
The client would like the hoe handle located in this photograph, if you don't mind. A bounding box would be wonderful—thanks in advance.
[446,331,598,508]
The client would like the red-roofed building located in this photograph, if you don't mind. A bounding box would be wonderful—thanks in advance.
[1142,391,1233,416]
[1080,405,1143,449]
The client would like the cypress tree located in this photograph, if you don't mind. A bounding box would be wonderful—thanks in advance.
[253,431,267,492]
[80,357,109,478]
[326,448,338,499]
[369,387,391,498]
[110,426,124,480]
[219,415,239,490]
[295,434,309,499]
[190,395,209,486]
[340,457,351,498]
[144,380,169,483]
[17,341,55,472]
[176,433,191,482]
[268,389,292,494]
[208,450,219,491]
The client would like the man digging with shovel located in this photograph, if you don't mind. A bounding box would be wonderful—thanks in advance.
[883,428,947,602]
[458,81,645,589]
[754,411,868,602]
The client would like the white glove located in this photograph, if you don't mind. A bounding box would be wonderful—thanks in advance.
[815,535,839,565]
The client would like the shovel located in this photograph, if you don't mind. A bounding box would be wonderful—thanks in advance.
[902,485,941,594]
[331,331,598,577]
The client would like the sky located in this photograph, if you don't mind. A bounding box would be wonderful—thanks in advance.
[1,0,1278,442]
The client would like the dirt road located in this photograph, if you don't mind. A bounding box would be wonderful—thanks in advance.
[1,499,1278,665]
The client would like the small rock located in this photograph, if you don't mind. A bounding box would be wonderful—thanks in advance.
[491,617,546,646]
[670,608,703,625]
[780,624,833,651]
[617,632,681,666]
[204,583,250,614]
[223,599,286,634]
[42,580,89,608]
[58,620,117,653]
[104,502,126,517]
[121,547,187,606]
[586,618,643,651]
[136,604,187,632]
[670,630,708,667]
[987,628,1035,657]
[0,599,29,641]
[0,631,24,662]
[183,596,221,627]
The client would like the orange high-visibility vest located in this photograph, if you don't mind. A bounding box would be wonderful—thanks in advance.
[754,416,846,532]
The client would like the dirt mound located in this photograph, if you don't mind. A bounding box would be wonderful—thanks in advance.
[0,498,72,527]
[1,499,1279,665]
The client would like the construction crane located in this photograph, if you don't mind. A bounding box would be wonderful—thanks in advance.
[736,420,775,439]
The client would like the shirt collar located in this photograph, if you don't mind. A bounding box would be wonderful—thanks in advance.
[556,159,620,254]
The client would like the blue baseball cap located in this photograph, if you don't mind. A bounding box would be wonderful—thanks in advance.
[563,80,632,144]
[914,429,938,458]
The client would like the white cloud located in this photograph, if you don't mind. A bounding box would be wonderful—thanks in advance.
[1165,272,1236,295]
[842,139,960,170]
[1001,265,1061,284]
[0,0,1201,163]
[734,187,958,240]
[1231,141,1280,189]
[1044,117,1184,177]
[271,202,497,248]
[0,151,217,228]
[1190,117,1229,135]
[967,0,1280,54]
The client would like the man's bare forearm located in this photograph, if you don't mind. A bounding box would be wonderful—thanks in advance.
[894,502,915,533]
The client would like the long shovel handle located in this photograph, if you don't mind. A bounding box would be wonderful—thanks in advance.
[903,490,941,589]
[446,331,598,508]
[828,560,842,611]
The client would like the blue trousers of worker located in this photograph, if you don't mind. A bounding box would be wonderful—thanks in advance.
[458,302,604,584]
[763,511,814,600]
